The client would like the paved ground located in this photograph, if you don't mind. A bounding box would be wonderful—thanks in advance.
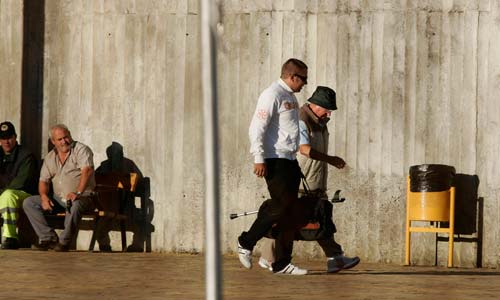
[0,250,499,299]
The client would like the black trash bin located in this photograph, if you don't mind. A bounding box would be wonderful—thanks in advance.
[409,164,456,192]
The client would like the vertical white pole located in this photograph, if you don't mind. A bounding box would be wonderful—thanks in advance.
[200,0,222,299]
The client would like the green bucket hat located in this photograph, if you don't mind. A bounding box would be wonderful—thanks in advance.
[307,86,337,110]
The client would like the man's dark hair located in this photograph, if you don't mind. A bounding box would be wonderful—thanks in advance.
[281,58,308,79]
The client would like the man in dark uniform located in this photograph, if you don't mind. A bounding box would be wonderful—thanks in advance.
[0,121,37,249]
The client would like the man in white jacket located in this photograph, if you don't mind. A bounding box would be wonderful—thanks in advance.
[238,58,308,275]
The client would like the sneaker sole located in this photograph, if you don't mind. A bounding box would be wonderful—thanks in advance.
[275,272,308,275]
[343,258,360,270]
[327,266,342,273]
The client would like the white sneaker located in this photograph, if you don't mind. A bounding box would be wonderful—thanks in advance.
[274,263,308,275]
[238,242,252,269]
[258,257,273,271]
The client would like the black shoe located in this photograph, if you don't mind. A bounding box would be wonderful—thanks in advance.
[328,255,360,273]
[99,245,112,252]
[126,244,144,252]
[1,238,19,250]
[327,258,342,273]
[53,243,70,252]
[32,239,58,251]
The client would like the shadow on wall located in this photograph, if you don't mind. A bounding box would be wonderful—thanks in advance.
[436,174,482,267]
[96,141,155,252]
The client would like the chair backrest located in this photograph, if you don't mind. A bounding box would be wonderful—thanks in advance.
[95,172,139,192]
[407,176,452,222]
[94,172,139,212]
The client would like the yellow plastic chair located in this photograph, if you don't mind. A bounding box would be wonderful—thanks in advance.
[405,176,456,267]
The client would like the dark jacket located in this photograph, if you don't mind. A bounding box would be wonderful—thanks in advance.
[0,144,37,194]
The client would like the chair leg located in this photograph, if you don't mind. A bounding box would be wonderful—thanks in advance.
[448,186,455,267]
[448,231,454,267]
[145,232,152,253]
[120,220,127,251]
[405,222,411,266]
[88,216,100,252]
[405,177,411,266]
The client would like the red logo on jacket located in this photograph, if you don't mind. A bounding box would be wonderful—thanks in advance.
[257,109,268,120]
[283,101,297,110]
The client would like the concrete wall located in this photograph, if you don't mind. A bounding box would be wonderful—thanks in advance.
[0,0,22,128]
[2,0,500,267]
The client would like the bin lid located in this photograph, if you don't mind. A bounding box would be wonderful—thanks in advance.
[409,164,455,192]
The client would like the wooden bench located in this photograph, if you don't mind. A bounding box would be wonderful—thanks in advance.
[1,172,148,251]
[45,172,139,251]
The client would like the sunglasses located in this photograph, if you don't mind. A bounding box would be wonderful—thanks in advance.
[293,74,308,84]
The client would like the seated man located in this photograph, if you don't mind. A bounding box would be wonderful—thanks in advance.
[259,86,360,273]
[0,121,37,249]
[23,124,106,251]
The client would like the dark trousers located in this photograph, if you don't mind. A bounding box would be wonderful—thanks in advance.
[239,158,302,271]
[317,238,343,257]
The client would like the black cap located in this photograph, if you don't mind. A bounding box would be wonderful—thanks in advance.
[307,86,337,110]
[0,121,16,139]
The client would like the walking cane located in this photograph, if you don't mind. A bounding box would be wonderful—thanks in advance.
[229,210,258,220]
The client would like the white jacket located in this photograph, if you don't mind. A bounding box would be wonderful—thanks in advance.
[249,79,299,163]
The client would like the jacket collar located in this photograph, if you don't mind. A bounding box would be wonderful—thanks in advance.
[302,104,329,127]
[278,78,294,93]
[1,144,19,163]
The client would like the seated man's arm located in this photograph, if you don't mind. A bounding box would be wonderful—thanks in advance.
[66,166,94,201]
[39,180,54,211]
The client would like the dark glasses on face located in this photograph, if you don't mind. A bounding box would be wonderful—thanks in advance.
[293,74,308,84]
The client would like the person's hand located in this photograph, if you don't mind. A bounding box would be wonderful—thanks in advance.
[327,156,346,169]
[41,196,54,211]
[65,192,79,202]
[253,163,267,178]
